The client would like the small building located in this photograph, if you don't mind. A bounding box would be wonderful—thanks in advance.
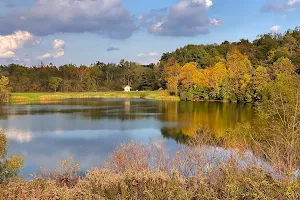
[124,85,132,92]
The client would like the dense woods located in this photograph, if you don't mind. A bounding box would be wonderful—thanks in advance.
[160,28,300,71]
[0,61,162,93]
[0,28,300,102]
[161,28,300,102]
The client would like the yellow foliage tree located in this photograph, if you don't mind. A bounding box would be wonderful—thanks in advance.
[226,50,253,100]
[164,63,181,96]
[252,66,270,99]
[179,62,198,89]
[206,62,228,97]
[0,76,10,102]
[193,69,209,87]
[271,57,295,79]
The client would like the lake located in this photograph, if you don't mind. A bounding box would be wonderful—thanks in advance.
[0,98,254,178]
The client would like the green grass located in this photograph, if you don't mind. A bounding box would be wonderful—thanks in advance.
[11,91,179,103]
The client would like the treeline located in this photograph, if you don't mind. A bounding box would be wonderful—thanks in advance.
[160,27,300,71]
[160,27,300,102]
[0,28,300,102]
[0,61,162,92]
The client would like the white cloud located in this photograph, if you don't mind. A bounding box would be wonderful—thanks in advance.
[138,52,160,58]
[0,51,15,59]
[204,0,213,8]
[149,52,159,57]
[53,49,65,58]
[269,25,281,33]
[37,39,65,60]
[0,31,39,59]
[37,53,52,60]
[53,39,65,58]
[210,19,222,26]
[53,39,65,50]
[137,53,145,57]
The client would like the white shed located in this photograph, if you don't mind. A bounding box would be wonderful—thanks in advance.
[124,85,132,92]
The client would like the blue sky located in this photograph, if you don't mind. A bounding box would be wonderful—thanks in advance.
[0,0,299,66]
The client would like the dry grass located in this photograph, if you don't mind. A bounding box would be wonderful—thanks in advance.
[10,91,179,103]
[1,137,300,199]
[1,167,299,200]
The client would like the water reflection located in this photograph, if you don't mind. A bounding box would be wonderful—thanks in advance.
[5,130,33,143]
[160,101,254,140]
[0,99,254,178]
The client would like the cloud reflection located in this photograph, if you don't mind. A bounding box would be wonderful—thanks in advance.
[5,130,33,143]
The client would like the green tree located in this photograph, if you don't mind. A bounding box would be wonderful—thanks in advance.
[267,47,290,64]
[284,33,297,56]
[49,77,62,92]
[254,76,299,177]
[253,33,281,64]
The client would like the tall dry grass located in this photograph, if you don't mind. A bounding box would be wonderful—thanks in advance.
[1,135,300,199]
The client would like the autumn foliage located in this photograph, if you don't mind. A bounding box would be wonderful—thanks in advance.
[163,49,296,102]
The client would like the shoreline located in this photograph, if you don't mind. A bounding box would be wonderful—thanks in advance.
[9,92,253,104]
[10,91,180,103]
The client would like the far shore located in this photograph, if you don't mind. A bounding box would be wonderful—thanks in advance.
[10,91,180,103]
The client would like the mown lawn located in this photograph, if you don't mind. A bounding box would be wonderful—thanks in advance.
[11,91,179,102]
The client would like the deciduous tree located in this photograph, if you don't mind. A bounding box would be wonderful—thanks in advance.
[0,131,24,182]
[179,62,198,89]
[226,50,253,101]
[270,57,295,79]
[0,76,10,102]
[49,77,63,92]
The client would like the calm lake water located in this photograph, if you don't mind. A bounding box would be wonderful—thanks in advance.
[0,98,254,178]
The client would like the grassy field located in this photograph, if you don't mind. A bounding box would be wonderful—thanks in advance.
[10,91,179,103]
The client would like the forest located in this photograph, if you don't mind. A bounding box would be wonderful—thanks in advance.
[0,27,300,102]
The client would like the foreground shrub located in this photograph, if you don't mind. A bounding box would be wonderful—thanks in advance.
[1,165,299,200]
[1,139,300,200]
[0,131,23,183]
[224,76,300,180]
[35,157,81,189]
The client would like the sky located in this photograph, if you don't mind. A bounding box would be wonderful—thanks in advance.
[0,0,300,66]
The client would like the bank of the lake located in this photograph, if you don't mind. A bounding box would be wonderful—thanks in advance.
[10,91,180,102]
